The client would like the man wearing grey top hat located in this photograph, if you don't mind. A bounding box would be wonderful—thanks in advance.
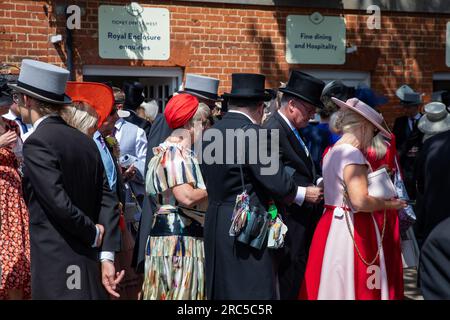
[132,73,221,273]
[9,59,122,299]
[393,84,424,200]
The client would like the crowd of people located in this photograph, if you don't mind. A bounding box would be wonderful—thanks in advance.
[0,58,449,300]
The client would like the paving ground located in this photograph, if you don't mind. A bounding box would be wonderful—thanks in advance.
[404,267,423,300]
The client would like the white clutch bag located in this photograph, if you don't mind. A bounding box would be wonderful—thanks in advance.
[367,168,397,199]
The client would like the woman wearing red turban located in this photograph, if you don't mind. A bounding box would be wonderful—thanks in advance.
[142,94,210,300]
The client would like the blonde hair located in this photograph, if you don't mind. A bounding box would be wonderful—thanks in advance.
[187,102,211,128]
[330,108,368,134]
[369,134,388,160]
[60,102,98,135]
[330,108,375,150]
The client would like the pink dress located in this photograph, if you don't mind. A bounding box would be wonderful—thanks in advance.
[299,144,390,300]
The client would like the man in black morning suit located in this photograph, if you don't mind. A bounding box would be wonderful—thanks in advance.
[9,59,121,299]
[263,70,325,299]
[201,73,306,300]
[392,84,423,200]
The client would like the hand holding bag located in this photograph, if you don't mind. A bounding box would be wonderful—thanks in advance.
[393,157,416,232]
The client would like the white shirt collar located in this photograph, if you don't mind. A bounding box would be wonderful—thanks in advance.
[2,110,17,121]
[228,110,257,124]
[33,114,58,130]
[277,110,296,132]
[115,118,125,131]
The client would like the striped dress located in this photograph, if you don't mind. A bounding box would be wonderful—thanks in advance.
[142,142,207,300]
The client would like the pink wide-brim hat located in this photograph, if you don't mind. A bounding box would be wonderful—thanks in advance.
[331,97,391,138]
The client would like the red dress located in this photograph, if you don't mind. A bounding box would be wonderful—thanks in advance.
[0,144,31,299]
[365,134,404,300]
[300,135,403,300]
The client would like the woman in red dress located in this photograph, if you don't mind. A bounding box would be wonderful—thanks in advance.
[0,100,31,300]
[299,98,406,300]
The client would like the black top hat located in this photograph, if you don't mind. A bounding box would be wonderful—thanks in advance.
[222,73,271,101]
[123,81,145,110]
[279,70,325,108]
[321,80,355,102]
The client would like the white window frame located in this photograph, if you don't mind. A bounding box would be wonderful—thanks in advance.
[82,65,183,90]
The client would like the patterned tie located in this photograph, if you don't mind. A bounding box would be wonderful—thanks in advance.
[293,128,310,157]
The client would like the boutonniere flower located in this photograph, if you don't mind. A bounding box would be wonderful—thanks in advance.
[105,135,121,159]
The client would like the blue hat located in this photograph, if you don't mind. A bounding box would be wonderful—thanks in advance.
[355,85,388,109]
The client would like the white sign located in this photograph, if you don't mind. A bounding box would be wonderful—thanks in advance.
[98,4,170,60]
[286,13,346,65]
[446,22,450,67]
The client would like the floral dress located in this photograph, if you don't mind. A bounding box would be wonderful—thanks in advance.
[142,142,207,300]
[0,146,31,299]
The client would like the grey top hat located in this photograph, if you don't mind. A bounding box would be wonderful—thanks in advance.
[178,74,220,101]
[8,59,72,105]
[395,84,422,106]
[418,102,450,134]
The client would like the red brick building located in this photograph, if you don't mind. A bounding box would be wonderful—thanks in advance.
[1,0,450,125]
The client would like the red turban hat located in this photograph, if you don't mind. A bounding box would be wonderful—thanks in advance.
[164,94,199,129]
[66,82,114,128]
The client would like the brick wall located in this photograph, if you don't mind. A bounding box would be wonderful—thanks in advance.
[1,0,450,125]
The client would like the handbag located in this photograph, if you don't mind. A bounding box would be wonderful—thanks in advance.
[230,164,285,250]
[393,157,416,232]
[367,168,397,199]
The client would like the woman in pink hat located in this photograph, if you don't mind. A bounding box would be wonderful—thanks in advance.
[299,98,407,300]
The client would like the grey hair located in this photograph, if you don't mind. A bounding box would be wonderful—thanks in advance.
[60,102,98,135]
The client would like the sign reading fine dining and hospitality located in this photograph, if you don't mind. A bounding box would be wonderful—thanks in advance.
[286,13,346,65]
[98,4,170,60]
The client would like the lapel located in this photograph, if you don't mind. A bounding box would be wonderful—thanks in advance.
[274,112,314,176]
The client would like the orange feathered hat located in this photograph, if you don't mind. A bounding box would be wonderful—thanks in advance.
[65,81,114,128]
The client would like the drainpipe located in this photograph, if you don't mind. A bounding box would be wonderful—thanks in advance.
[65,7,74,81]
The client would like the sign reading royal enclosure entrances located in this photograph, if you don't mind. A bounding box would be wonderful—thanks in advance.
[98,5,170,60]
[286,13,346,65]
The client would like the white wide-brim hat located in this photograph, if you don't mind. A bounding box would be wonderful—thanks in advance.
[331,97,391,138]
[8,59,72,105]
[418,102,450,134]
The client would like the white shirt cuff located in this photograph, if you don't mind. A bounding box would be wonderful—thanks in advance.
[316,177,324,187]
[92,225,99,248]
[294,186,306,206]
[100,251,115,262]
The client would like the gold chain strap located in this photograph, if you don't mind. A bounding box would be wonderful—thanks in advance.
[342,183,387,266]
